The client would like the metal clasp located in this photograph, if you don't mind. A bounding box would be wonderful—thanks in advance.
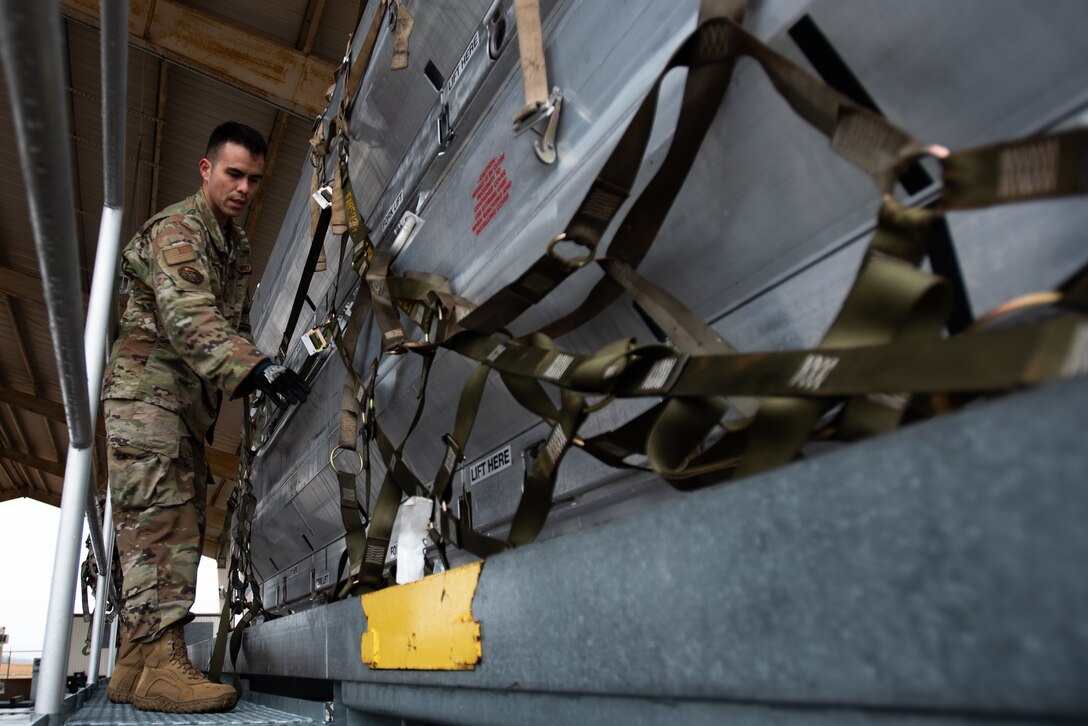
[515,87,563,165]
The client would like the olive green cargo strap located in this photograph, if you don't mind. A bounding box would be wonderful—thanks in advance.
[285,0,1088,596]
[328,279,374,598]
[735,199,949,474]
[277,204,332,360]
[459,0,736,336]
[541,5,918,342]
[940,128,1088,209]
[209,431,279,684]
[442,315,1084,399]
[352,373,435,592]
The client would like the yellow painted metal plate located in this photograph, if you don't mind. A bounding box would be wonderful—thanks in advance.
[360,561,483,670]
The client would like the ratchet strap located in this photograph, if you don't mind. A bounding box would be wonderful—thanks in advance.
[259,0,1088,607]
[512,0,550,125]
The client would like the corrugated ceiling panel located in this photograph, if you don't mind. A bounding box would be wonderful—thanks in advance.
[65,20,105,291]
[311,0,362,62]
[250,116,312,284]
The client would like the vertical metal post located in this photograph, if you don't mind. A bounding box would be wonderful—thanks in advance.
[0,0,125,718]
[86,491,115,685]
[107,612,120,676]
[0,0,91,719]
[85,0,128,681]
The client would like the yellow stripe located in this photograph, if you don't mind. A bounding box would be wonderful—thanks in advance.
[360,562,483,670]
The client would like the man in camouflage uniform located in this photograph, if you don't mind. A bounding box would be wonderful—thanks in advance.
[102,122,309,713]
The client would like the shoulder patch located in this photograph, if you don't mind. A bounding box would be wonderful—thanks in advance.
[177,266,205,284]
[238,264,252,275]
[162,243,197,266]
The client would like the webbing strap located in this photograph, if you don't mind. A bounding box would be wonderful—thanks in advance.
[345,0,390,111]
[941,128,1088,209]
[330,284,373,597]
[367,250,407,353]
[278,205,332,360]
[512,0,550,124]
[736,199,948,475]
[508,390,587,545]
[542,5,918,342]
[445,316,1087,401]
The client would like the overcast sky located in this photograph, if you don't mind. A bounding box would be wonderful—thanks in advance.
[0,497,220,658]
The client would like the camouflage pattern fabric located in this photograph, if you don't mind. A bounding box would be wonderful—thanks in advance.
[102,189,265,440]
[102,190,267,641]
[104,399,207,642]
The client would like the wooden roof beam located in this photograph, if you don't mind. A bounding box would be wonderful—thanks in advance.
[0,385,239,482]
[59,0,337,118]
[0,489,62,507]
[0,263,89,310]
[0,448,65,478]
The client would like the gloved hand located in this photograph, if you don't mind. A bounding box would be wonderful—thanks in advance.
[241,359,310,410]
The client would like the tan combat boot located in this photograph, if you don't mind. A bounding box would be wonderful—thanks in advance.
[106,630,149,704]
[131,624,238,713]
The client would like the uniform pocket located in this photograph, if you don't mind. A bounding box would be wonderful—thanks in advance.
[104,399,193,509]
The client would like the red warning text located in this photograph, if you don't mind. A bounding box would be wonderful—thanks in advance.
[472,153,512,235]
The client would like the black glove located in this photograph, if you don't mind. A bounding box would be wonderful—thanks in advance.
[241,359,310,410]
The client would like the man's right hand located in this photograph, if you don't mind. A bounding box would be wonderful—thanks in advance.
[243,359,310,410]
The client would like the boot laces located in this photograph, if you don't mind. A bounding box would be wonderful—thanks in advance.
[168,629,206,680]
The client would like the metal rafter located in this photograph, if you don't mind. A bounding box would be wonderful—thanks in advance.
[0,447,65,478]
[0,262,89,309]
[0,294,59,495]
[299,0,328,55]
[148,60,168,217]
[63,18,90,291]
[245,0,327,244]
[59,0,337,118]
[245,112,288,241]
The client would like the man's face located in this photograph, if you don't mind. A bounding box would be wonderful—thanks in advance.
[199,141,265,226]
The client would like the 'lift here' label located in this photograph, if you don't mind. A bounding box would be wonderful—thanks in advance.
[467,445,512,486]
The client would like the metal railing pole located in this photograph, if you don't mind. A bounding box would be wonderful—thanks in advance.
[0,0,129,717]
[0,0,94,719]
[85,0,128,685]
[106,613,120,676]
[86,491,115,685]
[0,3,91,446]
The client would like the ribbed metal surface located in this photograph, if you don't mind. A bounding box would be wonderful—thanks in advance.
[239,0,1088,605]
[68,691,313,726]
[194,377,1088,721]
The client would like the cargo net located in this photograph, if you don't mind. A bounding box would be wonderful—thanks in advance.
[245,3,1088,598]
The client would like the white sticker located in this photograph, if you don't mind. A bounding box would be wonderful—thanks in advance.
[446,31,481,96]
[467,445,513,485]
[380,188,405,235]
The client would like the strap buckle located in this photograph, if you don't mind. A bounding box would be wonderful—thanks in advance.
[329,445,365,476]
[546,232,596,269]
[302,326,328,356]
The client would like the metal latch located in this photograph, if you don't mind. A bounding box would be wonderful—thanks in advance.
[514,86,562,165]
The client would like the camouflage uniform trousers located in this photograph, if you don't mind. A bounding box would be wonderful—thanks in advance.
[104,398,207,643]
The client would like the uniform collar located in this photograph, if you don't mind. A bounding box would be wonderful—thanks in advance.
[192,189,239,256]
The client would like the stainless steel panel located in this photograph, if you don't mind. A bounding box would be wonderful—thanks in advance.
[245,0,1088,601]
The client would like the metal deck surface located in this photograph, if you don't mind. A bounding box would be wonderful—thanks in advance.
[66,690,313,726]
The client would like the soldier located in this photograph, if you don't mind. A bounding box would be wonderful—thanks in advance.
[101,122,309,713]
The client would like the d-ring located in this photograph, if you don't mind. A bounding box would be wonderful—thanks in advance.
[329,445,365,476]
[546,233,596,269]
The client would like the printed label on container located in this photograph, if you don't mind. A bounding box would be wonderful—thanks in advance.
[467,445,512,485]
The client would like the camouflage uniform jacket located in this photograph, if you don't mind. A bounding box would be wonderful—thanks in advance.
[102,190,267,440]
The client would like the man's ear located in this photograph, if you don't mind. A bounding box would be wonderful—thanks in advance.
[199,157,212,181]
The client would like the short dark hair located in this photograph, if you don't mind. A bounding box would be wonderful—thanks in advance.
[204,122,268,162]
